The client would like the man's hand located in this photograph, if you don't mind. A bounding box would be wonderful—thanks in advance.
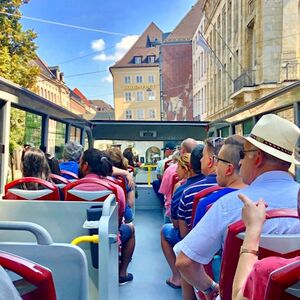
[238,194,266,232]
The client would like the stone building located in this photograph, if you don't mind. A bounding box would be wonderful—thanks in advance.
[193,0,300,122]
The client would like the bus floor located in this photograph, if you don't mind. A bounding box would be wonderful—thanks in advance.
[119,209,182,300]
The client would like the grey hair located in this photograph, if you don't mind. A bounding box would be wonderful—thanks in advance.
[223,136,245,172]
[181,138,198,153]
[63,141,83,162]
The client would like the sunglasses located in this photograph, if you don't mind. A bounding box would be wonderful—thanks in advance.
[239,149,258,159]
[209,137,224,148]
[213,155,231,164]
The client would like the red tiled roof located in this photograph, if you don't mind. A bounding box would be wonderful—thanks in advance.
[110,22,163,69]
[73,88,91,107]
[164,0,204,43]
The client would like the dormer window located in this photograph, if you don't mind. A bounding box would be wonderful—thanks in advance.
[147,56,155,63]
[134,56,142,64]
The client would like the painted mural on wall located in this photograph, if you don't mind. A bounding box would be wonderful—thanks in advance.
[161,43,193,121]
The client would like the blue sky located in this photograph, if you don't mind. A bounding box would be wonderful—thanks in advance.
[20,0,196,106]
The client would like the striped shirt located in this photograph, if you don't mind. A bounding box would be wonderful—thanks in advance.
[177,174,217,228]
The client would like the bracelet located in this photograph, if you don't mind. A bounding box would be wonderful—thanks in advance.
[240,247,259,256]
[202,280,217,295]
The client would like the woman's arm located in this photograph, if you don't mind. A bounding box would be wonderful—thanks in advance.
[232,194,266,300]
[112,166,134,189]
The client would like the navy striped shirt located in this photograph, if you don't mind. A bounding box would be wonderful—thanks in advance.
[177,174,217,227]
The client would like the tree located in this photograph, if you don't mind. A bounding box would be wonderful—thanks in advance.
[0,0,39,88]
[0,0,39,179]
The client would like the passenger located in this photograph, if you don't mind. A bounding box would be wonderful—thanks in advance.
[177,137,223,238]
[76,148,135,285]
[59,141,83,179]
[106,147,135,223]
[40,145,61,176]
[232,192,300,300]
[21,147,51,189]
[175,114,300,299]
[152,142,176,205]
[159,138,198,220]
[161,147,205,289]
[193,135,246,226]
[123,147,135,167]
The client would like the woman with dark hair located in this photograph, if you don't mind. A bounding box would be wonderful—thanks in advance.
[77,148,135,285]
[106,148,135,223]
[21,147,51,190]
[123,148,135,167]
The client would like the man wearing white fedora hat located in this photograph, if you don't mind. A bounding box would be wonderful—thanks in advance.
[175,114,300,299]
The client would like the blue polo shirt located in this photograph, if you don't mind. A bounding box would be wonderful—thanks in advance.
[177,174,217,228]
[171,173,205,220]
[193,187,237,226]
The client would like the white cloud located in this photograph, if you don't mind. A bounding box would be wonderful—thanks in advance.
[92,35,139,62]
[91,39,105,51]
[102,74,113,83]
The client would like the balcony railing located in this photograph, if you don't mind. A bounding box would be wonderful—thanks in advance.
[233,70,255,93]
[280,63,300,81]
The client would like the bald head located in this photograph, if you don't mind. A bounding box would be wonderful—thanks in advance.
[181,138,198,155]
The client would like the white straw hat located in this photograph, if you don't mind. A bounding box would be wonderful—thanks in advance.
[244,114,300,165]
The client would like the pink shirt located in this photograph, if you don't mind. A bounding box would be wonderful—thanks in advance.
[74,173,125,223]
[159,163,177,217]
[243,256,300,300]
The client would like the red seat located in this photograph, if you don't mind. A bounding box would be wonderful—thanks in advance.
[265,259,300,300]
[60,170,78,180]
[127,166,135,173]
[164,159,173,171]
[220,209,300,300]
[0,251,56,300]
[49,174,69,185]
[64,177,118,201]
[4,177,60,200]
[191,185,222,227]
[107,176,127,196]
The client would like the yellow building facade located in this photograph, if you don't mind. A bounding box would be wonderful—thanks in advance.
[193,0,300,121]
[110,23,162,121]
[111,67,160,120]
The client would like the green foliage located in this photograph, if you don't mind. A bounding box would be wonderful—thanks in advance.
[9,107,25,155]
[0,0,39,88]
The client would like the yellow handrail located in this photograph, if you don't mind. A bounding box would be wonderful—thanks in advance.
[71,234,99,246]
[140,164,157,185]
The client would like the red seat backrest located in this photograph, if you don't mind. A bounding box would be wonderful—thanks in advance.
[164,159,173,171]
[64,177,118,202]
[60,170,78,180]
[108,176,127,196]
[264,259,300,300]
[220,209,299,300]
[0,251,56,300]
[127,166,135,173]
[4,177,60,201]
[49,174,69,185]
[191,185,222,226]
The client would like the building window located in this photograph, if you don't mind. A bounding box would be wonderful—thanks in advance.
[147,90,155,100]
[136,75,143,83]
[148,75,155,83]
[148,109,156,119]
[136,109,144,119]
[134,56,142,64]
[125,109,132,119]
[124,76,131,84]
[136,91,144,101]
[147,55,155,63]
[124,92,132,102]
